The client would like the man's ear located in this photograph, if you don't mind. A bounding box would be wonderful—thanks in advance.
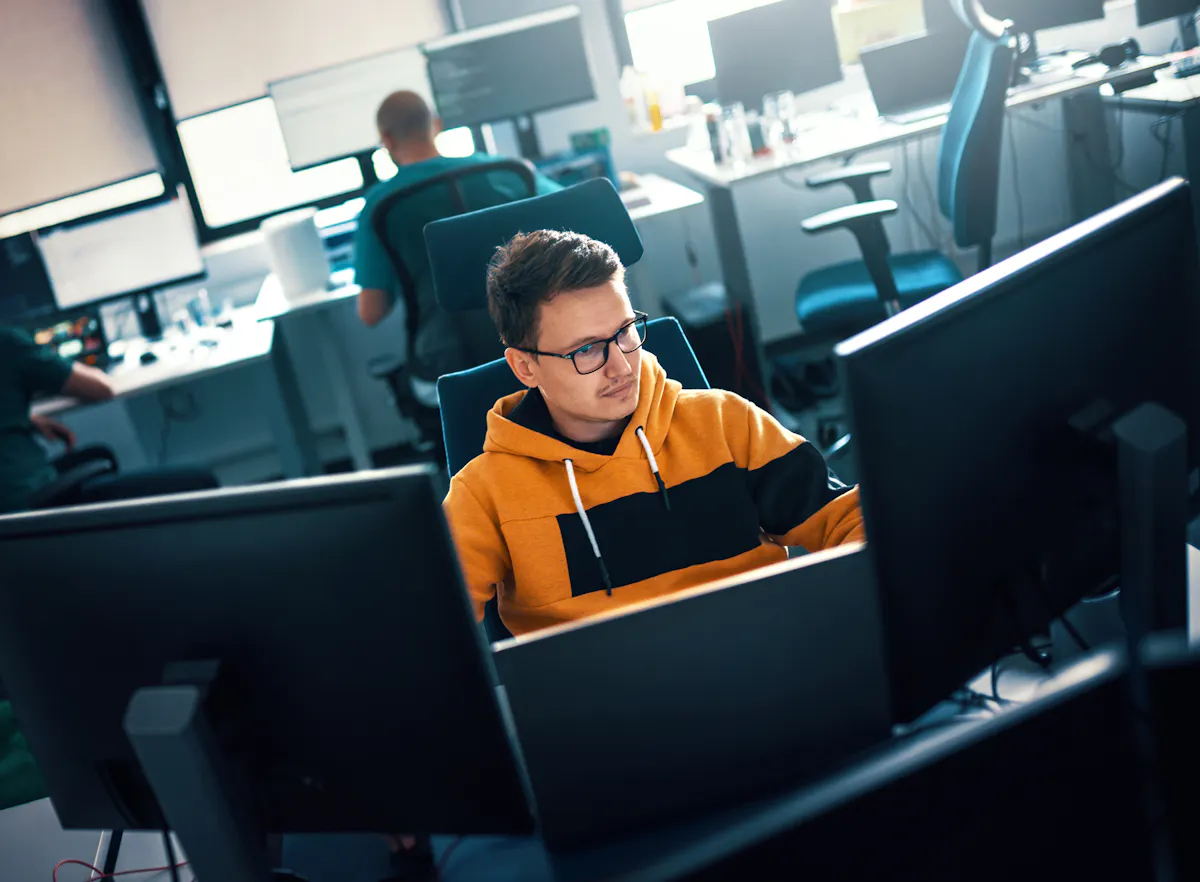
[505,348,538,389]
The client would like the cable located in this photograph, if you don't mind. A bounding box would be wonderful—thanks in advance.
[436,836,467,876]
[1006,118,1027,251]
[162,832,181,882]
[53,858,189,882]
[1008,105,1141,196]
[900,137,942,250]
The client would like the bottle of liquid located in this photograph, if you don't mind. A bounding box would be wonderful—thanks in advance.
[646,83,664,133]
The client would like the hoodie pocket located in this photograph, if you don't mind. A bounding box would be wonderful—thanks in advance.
[500,517,575,608]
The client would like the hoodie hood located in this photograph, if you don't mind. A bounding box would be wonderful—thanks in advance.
[482,351,680,473]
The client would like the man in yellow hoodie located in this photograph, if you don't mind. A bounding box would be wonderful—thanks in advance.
[443,230,864,637]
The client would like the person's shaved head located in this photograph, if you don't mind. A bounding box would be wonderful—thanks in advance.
[376,91,434,145]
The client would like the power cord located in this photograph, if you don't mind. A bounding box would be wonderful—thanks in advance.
[900,137,943,251]
[52,856,188,882]
[436,836,467,876]
[163,831,181,882]
[1009,105,1141,196]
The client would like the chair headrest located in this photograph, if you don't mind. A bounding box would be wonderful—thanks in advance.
[424,178,645,312]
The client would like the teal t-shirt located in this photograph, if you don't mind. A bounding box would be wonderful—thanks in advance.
[0,327,72,514]
[353,153,561,301]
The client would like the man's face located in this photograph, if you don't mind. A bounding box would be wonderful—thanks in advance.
[524,280,642,429]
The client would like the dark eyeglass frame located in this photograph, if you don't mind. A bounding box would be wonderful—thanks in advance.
[513,311,649,375]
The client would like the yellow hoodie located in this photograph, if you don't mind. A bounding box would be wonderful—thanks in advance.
[443,353,864,636]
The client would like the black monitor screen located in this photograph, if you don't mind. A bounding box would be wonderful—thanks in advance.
[708,0,844,111]
[1135,0,1198,26]
[983,0,1106,31]
[838,178,1200,723]
[424,7,596,129]
[0,234,56,324]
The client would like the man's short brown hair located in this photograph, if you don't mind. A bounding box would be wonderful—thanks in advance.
[376,90,434,144]
[486,230,624,349]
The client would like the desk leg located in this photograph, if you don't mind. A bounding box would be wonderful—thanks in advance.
[1063,91,1118,223]
[315,311,373,471]
[701,184,772,409]
[1181,107,1200,255]
[260,330,322,478]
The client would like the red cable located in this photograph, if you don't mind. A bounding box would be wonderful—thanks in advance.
[53,857,189,882]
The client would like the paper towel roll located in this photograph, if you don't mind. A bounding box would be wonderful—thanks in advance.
[261,208,331,302]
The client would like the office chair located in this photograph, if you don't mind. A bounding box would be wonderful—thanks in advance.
[27,446,119,509]
[794,0,1018,340]
[367,159,538,451]
[424,179,710,640]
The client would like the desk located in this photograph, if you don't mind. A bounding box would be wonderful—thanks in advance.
[1108,66,1200,248]
[619,174,708,313]
[32,317,322,480]
[255,268,374,472]
[621,174,705,222]
[665,54,1170,341]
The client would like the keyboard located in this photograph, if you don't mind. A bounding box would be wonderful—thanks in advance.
[1173,55,1200,79]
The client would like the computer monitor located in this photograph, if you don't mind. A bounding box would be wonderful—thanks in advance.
[861,29,970,121]
[270,46,432,171]
[983,0,1106,32]
[837,178,1200,723]
[707,0,844,112]
[922,0,968,34]
[0,467,535,877]
[1135,0,1200,49]
[422,6,596,159]
[0,233,56,324]
[27,309,108,368]
[36,190,205,311]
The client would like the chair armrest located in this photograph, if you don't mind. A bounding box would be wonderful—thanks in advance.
[806,163,893,202]
[28,459,116,510]
[801,200,899,235]
[801,200,902,309]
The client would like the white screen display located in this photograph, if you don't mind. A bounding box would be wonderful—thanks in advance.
[38,195,205,309]
[269,46,432,170]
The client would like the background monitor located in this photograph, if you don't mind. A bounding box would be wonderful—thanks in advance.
[422,6,596,130]
[861,29,970,119]
[270,46,432,171]
[982,0,1106,32]
[36,190,205,311]
[1135,0,1199,26]
[0,466,535,837]
[837,178,1200,723]
[27,309,107,368]
[708,0,844,111]
[0,233,56,324]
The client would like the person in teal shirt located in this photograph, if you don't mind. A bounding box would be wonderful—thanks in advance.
[353,91,560,387]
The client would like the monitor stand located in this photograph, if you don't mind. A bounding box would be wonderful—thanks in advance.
[133,290,164,341]
[513,114,543,162]
[122,660,305,882]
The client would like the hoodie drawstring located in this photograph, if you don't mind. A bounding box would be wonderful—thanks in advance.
[563,431,670,598]
[565,458,613,596]
[635,426,671,511]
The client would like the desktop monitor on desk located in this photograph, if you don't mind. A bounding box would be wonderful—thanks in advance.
[422,6,596,160]
[27,310,108,369]
[0,467,535,879]
[861,28,971,122]
[837,177,1200,724]
[707,0,844,112]
[1135,0,1200,49]
[35,190,205,339]
[269,46,432,171]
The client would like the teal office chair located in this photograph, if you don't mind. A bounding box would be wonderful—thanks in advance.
[368,159,537,451]
[424,179,711,640]
[794,1,1018,339]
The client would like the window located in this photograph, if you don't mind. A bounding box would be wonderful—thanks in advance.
[0,174,165,239]
[624,0,785,86]
[177,98,363,230]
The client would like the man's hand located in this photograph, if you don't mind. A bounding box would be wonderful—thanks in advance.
[30,414,76,450]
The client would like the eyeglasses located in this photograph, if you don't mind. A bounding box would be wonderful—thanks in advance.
[515,312,649,375]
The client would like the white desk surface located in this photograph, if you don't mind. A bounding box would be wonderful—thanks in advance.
[1113,67,1200,109]
[255,268,361,322]
[32,318,276,418]
[667,54,1172,189]
[621,173,705,222]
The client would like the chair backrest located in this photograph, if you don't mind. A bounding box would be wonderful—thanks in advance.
[370,159,536,375]
[438,317,708,477]
[937,27,1018,258]
[425,178,645,313]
